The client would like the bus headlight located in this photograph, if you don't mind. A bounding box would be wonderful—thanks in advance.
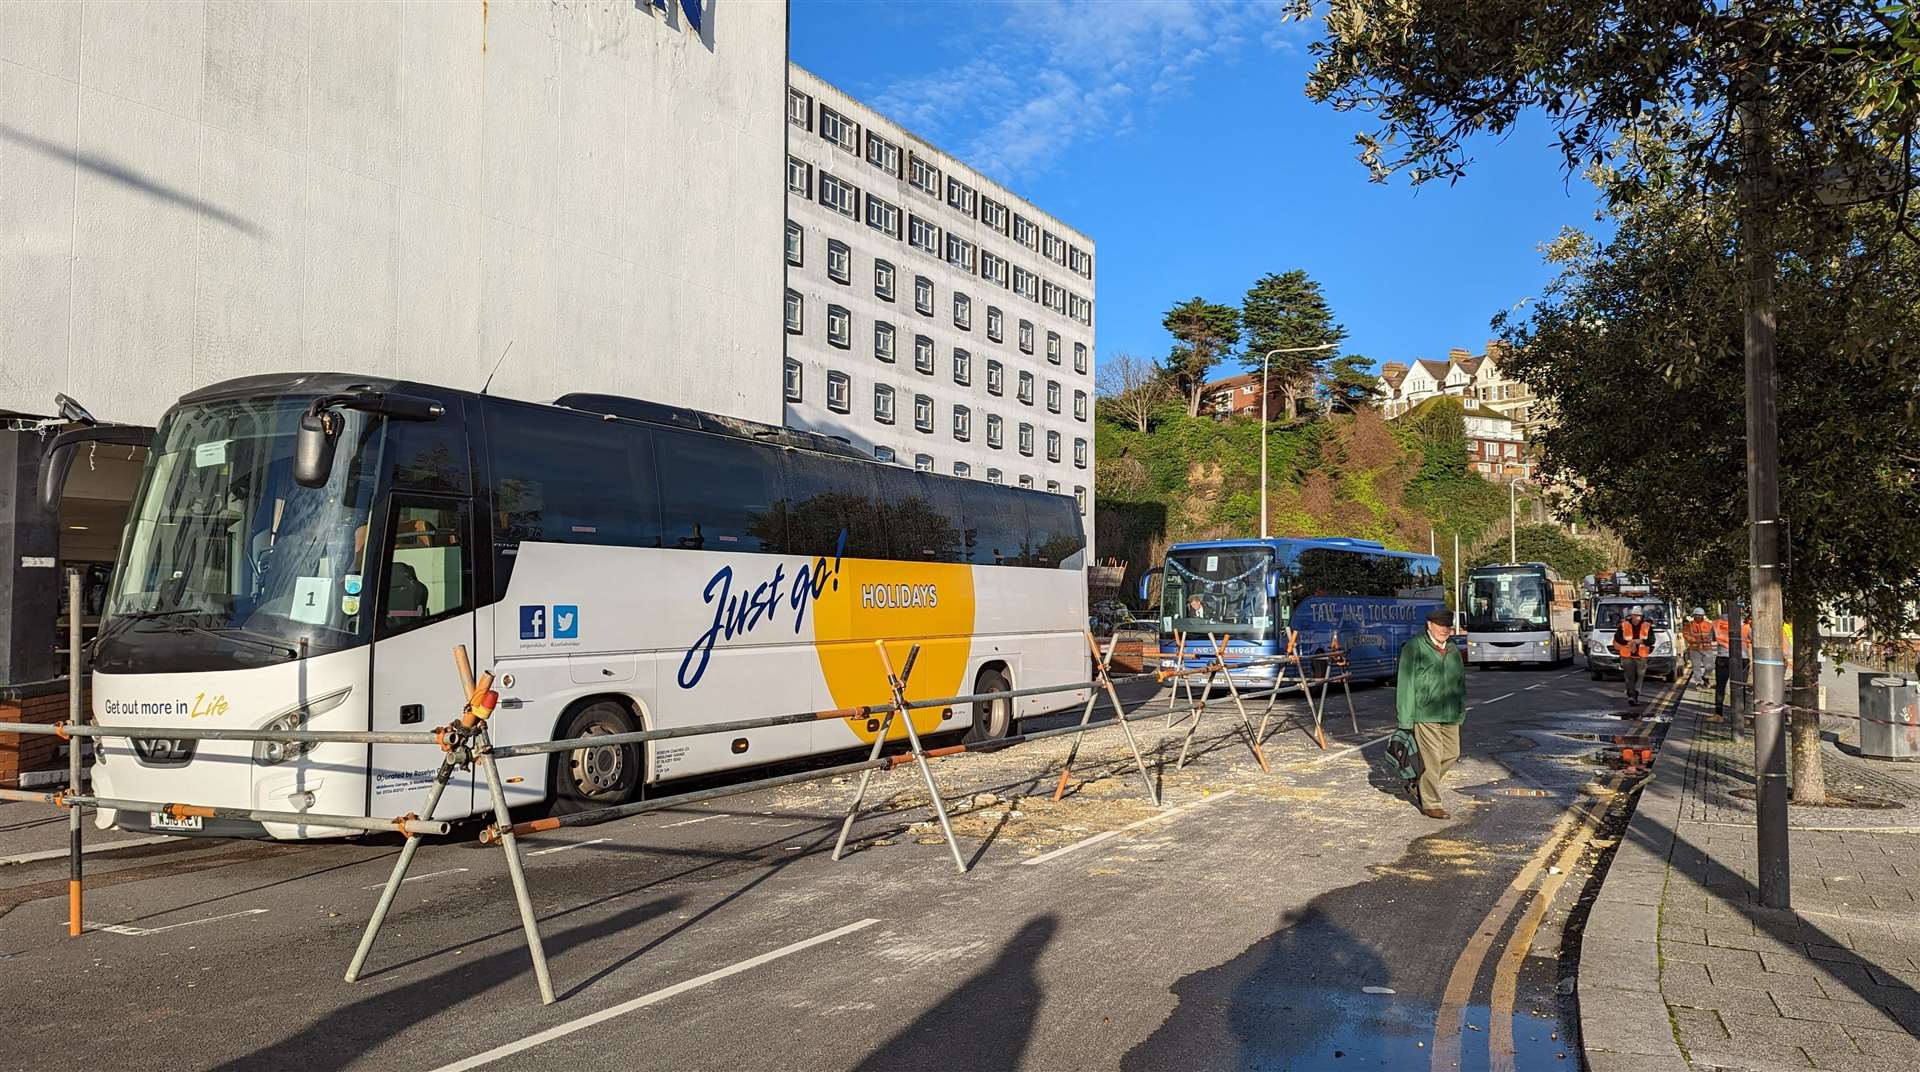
[252,687,353,767]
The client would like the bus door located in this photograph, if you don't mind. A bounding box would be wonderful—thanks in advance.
[367,494,477,820]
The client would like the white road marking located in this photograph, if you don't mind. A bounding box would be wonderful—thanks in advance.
[527,838,611,857]
[0,834,179,867]
[1471,692,1518,709]
[82,908,268,936]
[1301,732,1396,766]
[425,918,883,1072]
[1021,790,1240,867]
[360,867,467,890]
[660,815,719,828]
[1526,683,1546,690]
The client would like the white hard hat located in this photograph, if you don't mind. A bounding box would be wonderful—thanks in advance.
[1629,605,1644,614]
[1692,606,1706,616]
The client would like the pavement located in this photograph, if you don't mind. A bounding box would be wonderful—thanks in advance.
[1579,681,1920,1072]
[0,662,1648,1071]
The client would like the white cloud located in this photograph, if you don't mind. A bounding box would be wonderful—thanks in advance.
[863,0,1305,185]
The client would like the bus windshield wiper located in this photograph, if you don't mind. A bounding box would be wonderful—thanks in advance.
[93,606,203,650]
[162,622,301,660]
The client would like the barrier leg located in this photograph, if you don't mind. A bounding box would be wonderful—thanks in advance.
[872,643,967,875]
[1052,634,1117,801]
[1208,635,1270,773]
[1175,664,1220,770]
[345,752,460,983]
[830,706,897,862]
[1166,630,1189,728]
[478,741,556,1004]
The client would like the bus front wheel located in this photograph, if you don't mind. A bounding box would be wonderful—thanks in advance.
[965,667,1013,743]
[553,700,642,813]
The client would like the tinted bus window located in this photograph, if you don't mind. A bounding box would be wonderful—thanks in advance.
[1023,491,1084,568]
[952,479,1028,566]
[781,451,889,560]
[880,469,964,562]
[655,428,783,553]
[489,404,661,559]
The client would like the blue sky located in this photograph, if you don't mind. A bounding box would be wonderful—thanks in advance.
[789,0,1607,375]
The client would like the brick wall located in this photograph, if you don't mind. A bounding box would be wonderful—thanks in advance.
[0,681,85,787]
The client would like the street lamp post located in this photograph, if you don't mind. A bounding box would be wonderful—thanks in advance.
[1259,343,1340,539]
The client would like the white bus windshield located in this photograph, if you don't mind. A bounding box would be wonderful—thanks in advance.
[102,399,383,667]
[1466,568,1551,632]
[1162,549,1272,640]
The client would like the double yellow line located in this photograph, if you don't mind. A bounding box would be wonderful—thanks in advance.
[1429,675,1678,1072]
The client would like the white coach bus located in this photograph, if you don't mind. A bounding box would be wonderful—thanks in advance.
[44,374,1089,839]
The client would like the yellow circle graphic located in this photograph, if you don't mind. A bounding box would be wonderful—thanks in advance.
[811,559,978,743]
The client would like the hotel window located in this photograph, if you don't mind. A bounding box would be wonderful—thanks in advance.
[784,358,802,402]
[986,359,1005,396]
[1017,371,1035,405]
[1046,332,1061,365]
[1043,231,1067,264]
[1012,266,1037,301]
[874,320,896,362]
[946,234,976,272]
[1013,214,1038,250]
[986,306,1004,343]
[1018,423,1035,456]
[787,87,811,129]
[908,153,940,196]
[987,467,1003,484]
[1074,486,1086,513]
[866,131,901,176]
[826,240,850,285]
[826,371,850,413]
[955,461,972,478]
[1070,294,1092,325]
[913,275,934,316]
[986,414,1004,449]
[874,445,896,463]
[908,214,940,254]
[1074,342,1088,374]
[1018,320,1035,354]
[786,157,811,197]
[1047,479,1061,493]
[914,453,934,472]
[1042,280,1066,313]
[866,194,901,239]
[953,405,972,442]
[1070,247,1092,277]
[1046,430,1061,463]
[1046,380,1061,413]
[953,348,972,386]
[819,172,858,219]
[952,292,972,330]
[980,250,1008,288]
[980,196,1009,234]
[874,384,895,424]
[785,221,803,266]
[826,304,851,349]
[914,393,934,434]
[874,260,896,301]
[914,334,935,375]
[818,106,858,153]
[1019,474,1034,489]
[1073,389,1088,421]
[946,177,976,215]
[1074,437,1088,468]
[784,289,803,334]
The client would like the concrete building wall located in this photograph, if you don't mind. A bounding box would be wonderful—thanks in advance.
[0,0,788,427]
[781,67,1096,540]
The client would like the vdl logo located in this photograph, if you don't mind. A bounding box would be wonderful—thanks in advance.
[520,605,579,641]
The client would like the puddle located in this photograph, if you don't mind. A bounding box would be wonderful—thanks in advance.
[1492,788,1552,798]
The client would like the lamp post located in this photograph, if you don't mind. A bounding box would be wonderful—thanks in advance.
[1259,343,1340,539]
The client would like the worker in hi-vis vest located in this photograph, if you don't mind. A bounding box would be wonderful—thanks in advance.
[1613,605,1655,706]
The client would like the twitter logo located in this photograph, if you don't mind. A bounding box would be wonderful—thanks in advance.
[553,605,579,639]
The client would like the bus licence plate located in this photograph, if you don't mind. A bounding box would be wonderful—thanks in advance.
[150,812,203,832]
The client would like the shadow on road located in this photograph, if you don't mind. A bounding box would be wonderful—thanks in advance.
[850,915,1058,1072]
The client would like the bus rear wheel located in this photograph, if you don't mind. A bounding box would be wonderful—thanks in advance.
[552,700,642,814]
[965,668,1013,744]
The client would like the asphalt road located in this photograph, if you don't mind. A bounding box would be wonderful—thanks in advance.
[0,660,1663,1072]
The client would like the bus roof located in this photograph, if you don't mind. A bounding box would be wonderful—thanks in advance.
[1166,536,1440,564]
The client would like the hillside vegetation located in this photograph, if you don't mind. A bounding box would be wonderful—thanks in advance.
[1095,397,1584,600]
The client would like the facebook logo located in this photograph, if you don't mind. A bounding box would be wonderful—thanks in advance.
[519,605,546,640]
[553,605,579,639]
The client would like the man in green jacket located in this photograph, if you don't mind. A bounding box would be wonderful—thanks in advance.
[1397,609,1468,819]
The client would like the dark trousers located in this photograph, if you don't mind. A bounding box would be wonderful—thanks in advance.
[1714,655,1730,712]
[1621,657,1647,702]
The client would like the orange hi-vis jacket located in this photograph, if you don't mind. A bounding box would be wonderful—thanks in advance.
[1712,618,1753,657]
[1613,618,1655,659]
[1682,618,1715,653]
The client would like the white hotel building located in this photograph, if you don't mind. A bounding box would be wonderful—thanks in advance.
[781,67,1097,533]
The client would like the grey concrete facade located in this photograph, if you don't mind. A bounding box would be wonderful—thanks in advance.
[0,0,789,427]
[781,66,1095,538]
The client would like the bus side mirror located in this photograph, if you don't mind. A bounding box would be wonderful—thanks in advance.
[38,424,153,512]
[293,409,338,488]
[1573,608,1584,625]
[1137,566,1162,603]
[1267,572,1280,599]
